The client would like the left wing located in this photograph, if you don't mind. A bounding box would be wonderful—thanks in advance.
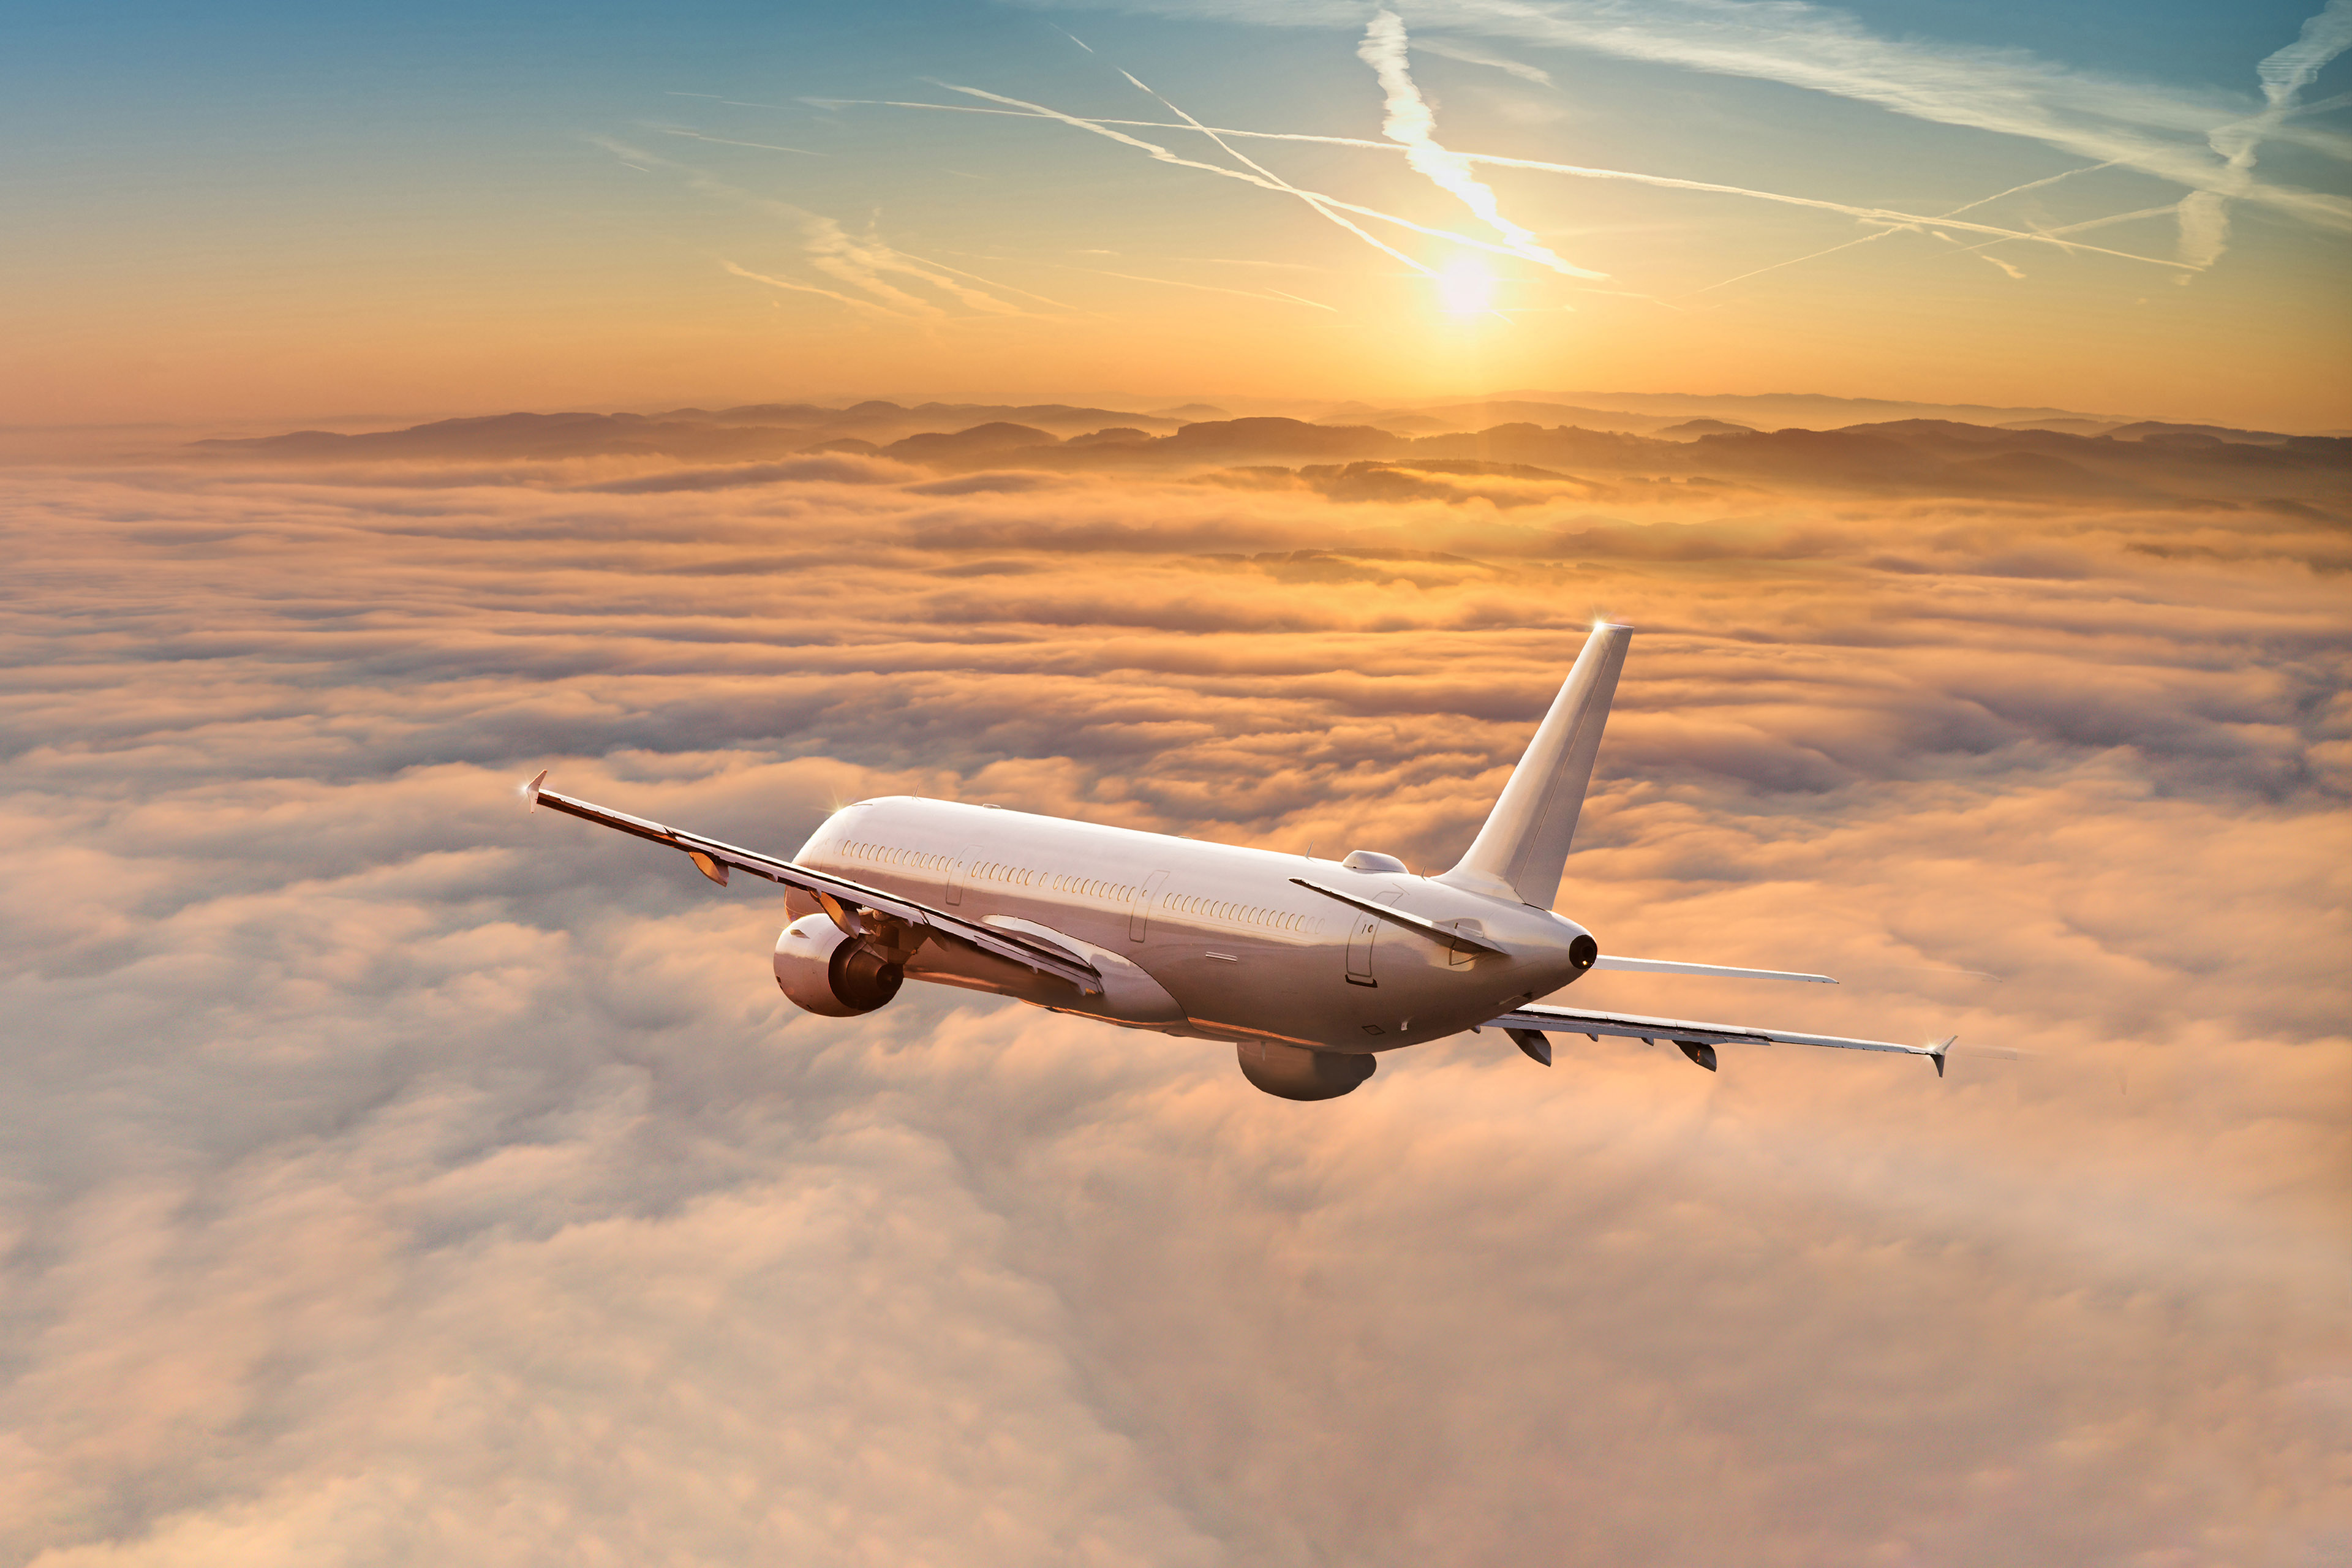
[1486,1000,1955,1076]
[524,772,1103,996]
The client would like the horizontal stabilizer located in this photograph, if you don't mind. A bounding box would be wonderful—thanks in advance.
[1593,955,1835,984]
[1487,1000,1954,1073]
[1291,878,1509,956]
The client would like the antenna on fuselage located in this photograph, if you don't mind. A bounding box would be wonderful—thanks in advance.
[1438,622,1632,910]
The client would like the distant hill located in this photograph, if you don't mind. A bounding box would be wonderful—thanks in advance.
[1453,390,2137,431]
[2103,421,2291,447]
[187,402,2350,507]
[1334,400,1683,435]
[192,400,1179,461]
[1657,418,1757,439]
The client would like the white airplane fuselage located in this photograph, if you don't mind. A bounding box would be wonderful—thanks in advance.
[783,796,1596,1052]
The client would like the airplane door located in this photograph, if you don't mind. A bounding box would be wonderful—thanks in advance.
[1131,870,1169,942]
[1345,891,1404,986]
[945,842,982,906]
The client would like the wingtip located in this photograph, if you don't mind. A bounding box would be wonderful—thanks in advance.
[522,769,548,811]
[1929,1034,1958,1079]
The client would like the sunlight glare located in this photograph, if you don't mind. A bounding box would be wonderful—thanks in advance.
[1436,258,1496,316]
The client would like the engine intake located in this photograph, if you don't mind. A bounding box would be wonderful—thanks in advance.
[1235,1039,1377,1101]
[774,913,905,1017]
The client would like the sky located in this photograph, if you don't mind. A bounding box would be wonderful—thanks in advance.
[3,6,2350,1565]
[3,1,2350,429]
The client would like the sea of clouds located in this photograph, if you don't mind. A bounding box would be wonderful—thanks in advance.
[2,451,2345,1564]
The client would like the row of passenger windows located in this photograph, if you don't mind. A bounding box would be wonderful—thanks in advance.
[971,861,1137,905]
[1166,892,1308,933]
[842,840,954,874]
[842,840,1314,933]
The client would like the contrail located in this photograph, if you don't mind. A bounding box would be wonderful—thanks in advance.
[1948,203,2194,262]
[2180,0,2352,266]
[654,128,824,156]
[1110,66,1442,278]
[1041,263,1339,311]
[886,249,1095,314]
[602,138,1035,319]
[721,260,905,318]
[1356,11,1601,277]
[930,81,1547,276]
[1681,228,1902,299]
[1937,160,2123,219]
[1683,160,2130,296]
[819,97,2199,272]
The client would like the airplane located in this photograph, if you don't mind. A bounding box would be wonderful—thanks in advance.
[524,623,1959,1100]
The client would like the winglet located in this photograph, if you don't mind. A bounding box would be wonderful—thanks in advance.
[1929,1035,1958,1079]
[523,769,549,812]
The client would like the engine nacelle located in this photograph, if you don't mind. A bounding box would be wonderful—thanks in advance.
[1235,1039,1377,1101]
[774,913,905,1017]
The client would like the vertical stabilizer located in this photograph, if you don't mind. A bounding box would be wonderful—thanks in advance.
[1439,624,1630,909]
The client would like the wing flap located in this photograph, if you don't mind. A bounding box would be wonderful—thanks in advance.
[1489,1000,1954,1074]
[527,775,1103,995]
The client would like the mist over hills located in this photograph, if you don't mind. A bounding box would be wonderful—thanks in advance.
[195,399,2351,511]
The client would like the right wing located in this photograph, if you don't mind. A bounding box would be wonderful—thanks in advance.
[1487,999,1955,1075]
[524,772,1103,996]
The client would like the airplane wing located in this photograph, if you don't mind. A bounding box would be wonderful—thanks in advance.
[1484,999,1955,1076]
[523,772,1104,996]
[1589,955,1834,984]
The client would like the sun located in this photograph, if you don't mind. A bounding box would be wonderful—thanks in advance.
[1436,257,1496,315]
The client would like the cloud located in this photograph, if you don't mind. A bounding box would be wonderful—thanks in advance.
[2179,0,2352,265]
[1355,11,1603,276]
[1,443,2345,1562]
[1080,0,2352,238]
[599,138,1038,318]
[839,99,2202,273]
[1409,33,1555,86]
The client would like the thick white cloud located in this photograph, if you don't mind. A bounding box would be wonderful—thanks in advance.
[1,453,2345,1562]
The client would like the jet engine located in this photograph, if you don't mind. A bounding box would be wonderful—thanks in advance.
[774,913,905,1017]
[1235,1039,1377,1101]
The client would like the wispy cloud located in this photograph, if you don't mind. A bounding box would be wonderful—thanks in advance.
[925,80,1554,277]
[2179,0,2352,266]
[1036,261,1339,309]
[1098,0,2352,239]
[720,258,903,318]
[829,100,2199,273]
[1409,34,1556,87]
[1111,65,1446,277]
[594,137,1038,320]
[652,126,824,157]
[1356,12,1602,277]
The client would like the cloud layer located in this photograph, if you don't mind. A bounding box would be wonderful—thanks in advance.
[2,441,2346,1562]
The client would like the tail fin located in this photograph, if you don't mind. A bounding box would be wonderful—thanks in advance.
[1439,623,1630,909]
